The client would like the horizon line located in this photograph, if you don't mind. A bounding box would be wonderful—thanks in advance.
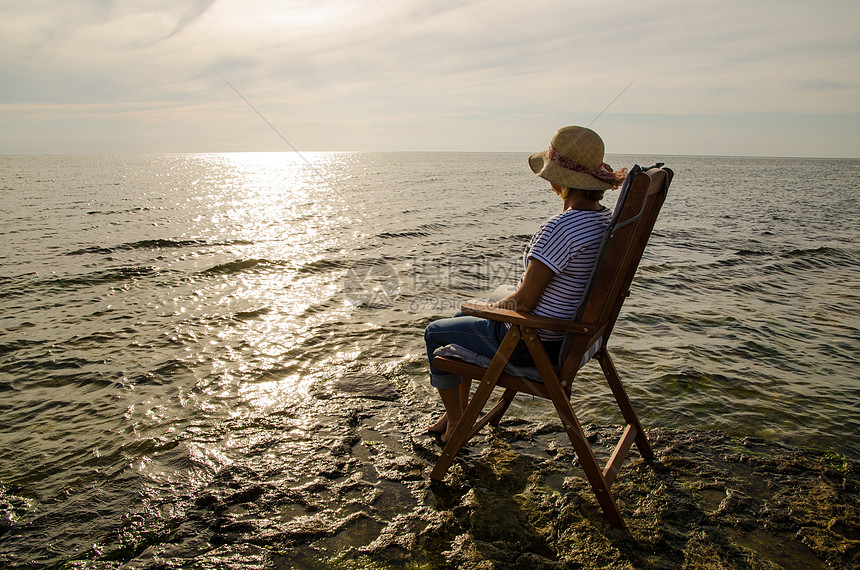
[2,150,858,160]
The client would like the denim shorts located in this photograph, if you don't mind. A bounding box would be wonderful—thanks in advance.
[424,313,561,390]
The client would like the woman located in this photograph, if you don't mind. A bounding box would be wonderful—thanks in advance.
[424,126,627,443]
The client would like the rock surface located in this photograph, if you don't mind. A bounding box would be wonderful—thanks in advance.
[173,382,860,569]
[5,374,854,568]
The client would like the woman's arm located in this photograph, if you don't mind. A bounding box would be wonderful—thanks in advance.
[494,258,555,312]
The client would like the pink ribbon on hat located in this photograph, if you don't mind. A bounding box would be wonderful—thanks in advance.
[548,144,628,188]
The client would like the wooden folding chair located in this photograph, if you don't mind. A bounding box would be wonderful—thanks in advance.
[429,165,673,528]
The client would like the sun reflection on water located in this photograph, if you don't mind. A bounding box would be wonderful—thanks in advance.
[119,152,377,494]
[185,153,371,411]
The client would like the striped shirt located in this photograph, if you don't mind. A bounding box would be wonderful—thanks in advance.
[523,207,612,341]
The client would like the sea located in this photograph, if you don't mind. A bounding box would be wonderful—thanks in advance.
[1,152,858,566]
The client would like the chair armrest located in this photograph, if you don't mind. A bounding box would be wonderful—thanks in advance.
[460,302,597,334]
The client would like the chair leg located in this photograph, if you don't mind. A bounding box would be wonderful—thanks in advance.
[597,350,654,460]
[430,327,522,481]
[486,388,517,427]
[463,387,516,441]
[521,329,626,528]
[603,424,637,486]
[551,387,625,528]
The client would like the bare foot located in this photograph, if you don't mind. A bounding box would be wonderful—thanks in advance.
[427,413,447,434]
[440,420,459,444]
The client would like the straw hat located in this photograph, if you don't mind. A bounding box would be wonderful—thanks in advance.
[529,126,621,191]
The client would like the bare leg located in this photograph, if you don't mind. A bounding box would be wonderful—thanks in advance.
[436,380,472,443]
[437,386,463,444]
[427,413,448,434]
[428,380,470,433]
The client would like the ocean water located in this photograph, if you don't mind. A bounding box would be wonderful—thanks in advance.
[0,152,858,565]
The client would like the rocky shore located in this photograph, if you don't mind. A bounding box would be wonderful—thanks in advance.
[1,373,857,568]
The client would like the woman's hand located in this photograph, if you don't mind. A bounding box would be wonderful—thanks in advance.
[493,258,555,313]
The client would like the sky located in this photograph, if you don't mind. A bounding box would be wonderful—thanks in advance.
[1,0,858,157]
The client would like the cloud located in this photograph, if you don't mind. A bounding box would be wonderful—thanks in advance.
[797,80,852,92]
[1,0,859,156]
[160,0,215,42]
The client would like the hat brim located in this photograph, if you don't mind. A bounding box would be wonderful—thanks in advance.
[529,151,613,191]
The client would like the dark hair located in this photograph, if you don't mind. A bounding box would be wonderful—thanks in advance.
[562,186,605,203]
[582,189,606,202]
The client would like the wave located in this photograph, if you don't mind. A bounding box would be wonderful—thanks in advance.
[376,230,432,239]
[0,337,43,357]
[0,355,120,390]
[29,265,161,290]
[199,258,288,276]
[295,258,351,275]
[84,206,152,215]
[736,246,857,273]
[232,307,271,321]
[139,359,196,384]
[641,244,857,277]
[0,266,169,300]
[197,256,387,279]
[67,238,254,256]
[783,245,856,260]
[735,245,854,259]
[0,273,39,298]
[376,222,449,240]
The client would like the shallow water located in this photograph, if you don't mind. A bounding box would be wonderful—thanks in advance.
[0,152,858,565]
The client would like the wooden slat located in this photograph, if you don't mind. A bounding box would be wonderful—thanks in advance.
[468,397,509,439]
[432,356,551,399]
[597,350,654,459]
[603,424,638,486]
[485,388,517,427]
[460,302,596,334]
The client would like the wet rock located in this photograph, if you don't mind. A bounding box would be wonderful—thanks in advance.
[373,454,426,481]
[421,427,859,569]
[224,484,266,506]
[188,543,275,567]
[0,482,33,540]
[193,492,218,508]
[106,390,858,569]
[210,519,259,546]
[258,509,372,549]
[357,510,432,556]
[316,373,401,401]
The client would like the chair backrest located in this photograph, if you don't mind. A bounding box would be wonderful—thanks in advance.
[560,165,672,367]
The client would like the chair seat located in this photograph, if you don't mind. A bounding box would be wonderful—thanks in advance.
[432,337,603,383]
